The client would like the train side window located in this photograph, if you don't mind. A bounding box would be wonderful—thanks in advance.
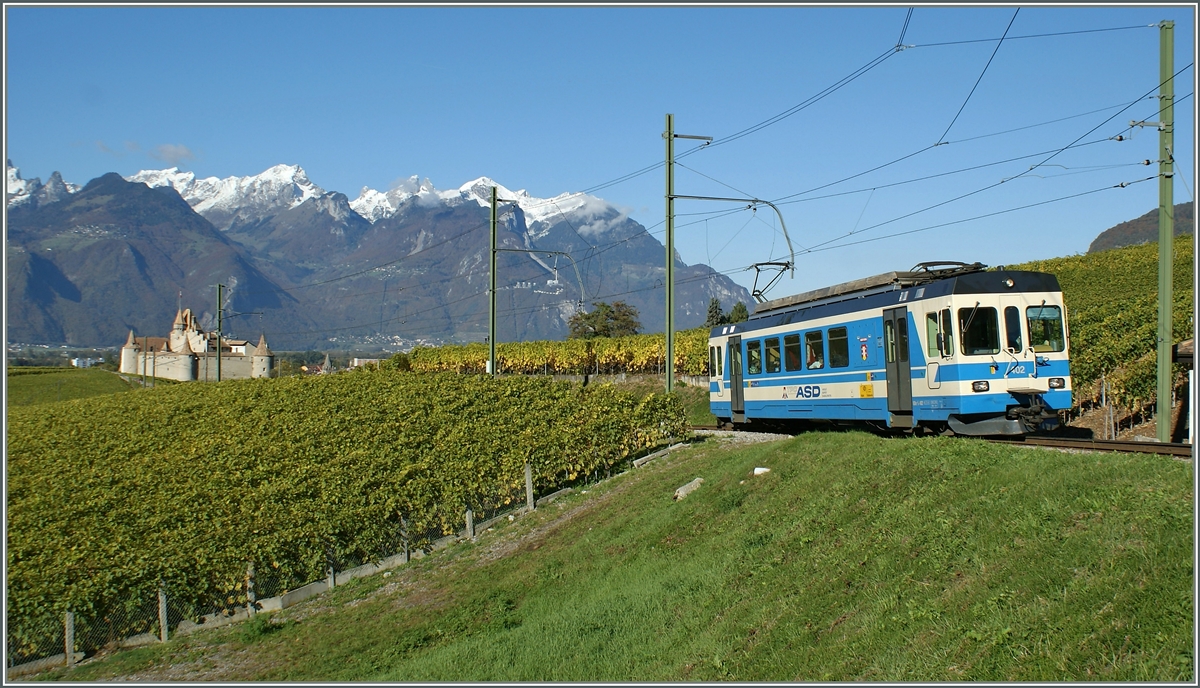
[940,308,954,355]
[784,334,802,371]
[1004,306,1023,352]
[747,340,762,375]
[805,331,824,370]
[717,346,723,376]
[765,337,781,373]
[926,313,941,357]
[958,306,1000,355]
[828,327,849,368]
[897,316,909,363]
[1026,305,1066,352]
[709,346,715,377]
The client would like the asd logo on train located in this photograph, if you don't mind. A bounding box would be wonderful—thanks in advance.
[783,385,822,399]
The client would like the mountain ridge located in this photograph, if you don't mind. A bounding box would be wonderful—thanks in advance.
[6,162,755,349]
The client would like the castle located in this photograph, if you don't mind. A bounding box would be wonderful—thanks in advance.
[119,308,274,382]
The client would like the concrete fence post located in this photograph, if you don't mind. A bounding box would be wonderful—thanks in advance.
[465,508,475,540]
[325,546,335,590]
[245,563,256,615]
[158,582,169,642]
[401,516,410,564]
[525,462,535,511]
[64,611,74,668]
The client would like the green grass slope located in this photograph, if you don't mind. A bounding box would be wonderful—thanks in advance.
[45,431,1193,682]
[5,367,134,407]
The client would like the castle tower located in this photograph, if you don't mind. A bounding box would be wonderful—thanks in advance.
[176,333,197,382]
[251,334,274,379]
[168,309,186,353]
[120,330,139,374]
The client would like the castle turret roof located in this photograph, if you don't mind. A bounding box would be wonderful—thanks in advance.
[253,334,273,356]
[124,330,137,348]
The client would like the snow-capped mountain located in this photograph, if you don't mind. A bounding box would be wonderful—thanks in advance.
[351,174,628,242]
[120,163,630,244]
[7,160,80,208]
[126,164,325,232]
[6,160,37,204]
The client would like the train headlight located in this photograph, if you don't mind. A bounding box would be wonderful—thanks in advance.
[972,381,990,392]
[1048,377,1065,389]
[1003,278,1014,288]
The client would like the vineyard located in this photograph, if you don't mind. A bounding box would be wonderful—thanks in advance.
[1014,237,1194,410]
[402,328,711,377]
[5,372,684,663]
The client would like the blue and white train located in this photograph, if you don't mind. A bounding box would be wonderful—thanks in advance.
[708,262,1071,436]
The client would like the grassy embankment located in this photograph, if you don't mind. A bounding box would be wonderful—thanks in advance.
[40,430,1193,682]
[5,367,136,407]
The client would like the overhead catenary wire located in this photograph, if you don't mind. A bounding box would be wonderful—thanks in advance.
[808,175,1158,254]
[798,66,1193,254]
[905,23,1156,49]
[936,7,1020,145]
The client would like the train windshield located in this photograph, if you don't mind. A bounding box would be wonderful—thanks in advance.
[959,306,1000,355]
[1027,305,1066,352]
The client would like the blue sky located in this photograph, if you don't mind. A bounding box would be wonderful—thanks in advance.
[5,4,1196,300]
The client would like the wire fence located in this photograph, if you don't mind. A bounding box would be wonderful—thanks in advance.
[7,484,532,675]
[7,445,678,677]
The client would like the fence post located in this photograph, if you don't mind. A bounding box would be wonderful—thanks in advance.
[158,582,169,642]
[465,508,475,540]
[326,545,336,590]
[525,462,535,511]
[64,611,74,668]
[401,516,409,564]
[245,563,256,616]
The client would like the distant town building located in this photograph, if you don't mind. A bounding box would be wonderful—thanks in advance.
[71,357,101,368]
[348,358,381,369]
[300,353,335,376]
[119,308,274,382]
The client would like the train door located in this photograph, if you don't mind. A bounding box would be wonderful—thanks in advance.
[728,335,745,422]
[883,307,913,428]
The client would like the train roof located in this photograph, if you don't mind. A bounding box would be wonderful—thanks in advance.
[739,261,1061,328]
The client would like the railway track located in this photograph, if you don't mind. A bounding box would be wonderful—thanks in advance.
[985,435,1193,458]
[688,425,1193,458]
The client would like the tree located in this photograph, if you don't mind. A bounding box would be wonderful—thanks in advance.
[705,297,725,328]
[568,301,642,339]
[727,301,749,324]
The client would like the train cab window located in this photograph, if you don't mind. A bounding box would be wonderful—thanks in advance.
[958,305,1000,355]
[1004,306,1023,352]
[805,331,824,370]
[784,334,802,371]
[940,309,954,355]
[828,327,849,368]
[927,309,955,358]
[717,346,723,376]
[747,340,762,375]
[765,337,781,374]
[926,313,940,358]
[1027,305,1066,352]
[709,346,716,377]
